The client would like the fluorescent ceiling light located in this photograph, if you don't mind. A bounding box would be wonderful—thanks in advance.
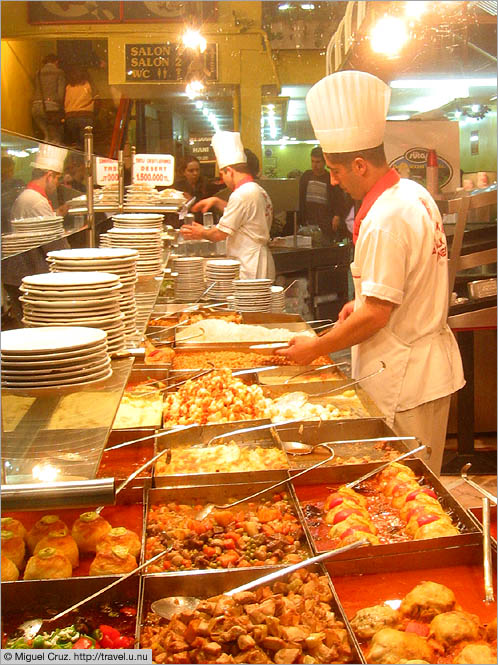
[387,114,411,120]
[470,134,479,141]
[300,3,315,9]
[278,3,291,10]
[391,78,497,88]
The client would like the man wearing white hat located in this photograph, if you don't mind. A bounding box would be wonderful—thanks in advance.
[278,70,464,474]
[11,144,68,220]
[180,131,275,280]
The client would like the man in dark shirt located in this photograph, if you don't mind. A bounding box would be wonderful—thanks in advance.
[299,146,350,243]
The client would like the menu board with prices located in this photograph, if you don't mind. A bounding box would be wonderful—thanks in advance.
[132,154,175,186]
[95,157,119,185]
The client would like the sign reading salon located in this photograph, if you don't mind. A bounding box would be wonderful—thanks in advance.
[125,43,218,82]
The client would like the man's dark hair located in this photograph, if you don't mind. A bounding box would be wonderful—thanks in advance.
[325,144,387,168]
[311,146,324,159]
[42,54,59,65]
[244,149,260,178]
[224,163,252,175]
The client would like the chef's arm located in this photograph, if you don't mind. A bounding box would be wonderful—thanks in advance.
[192,197,228,213]
[179,221,228,243]
[277,296,394,365]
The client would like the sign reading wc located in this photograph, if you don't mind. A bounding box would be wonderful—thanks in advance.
[125,43,218,82]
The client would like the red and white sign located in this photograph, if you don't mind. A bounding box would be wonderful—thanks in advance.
[95,157,119,185]
[132,154,174,186]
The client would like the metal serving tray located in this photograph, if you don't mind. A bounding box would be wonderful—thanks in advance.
[153,420,289,487]
[291,459,482,575]
[96,428,157,488]
[144,481,314,572]
[1,576,141,647]
[257,364,350,385]
[2,488,146,584]
[275,419,417,470]
[137,565,365,663]
[174,321,316,348]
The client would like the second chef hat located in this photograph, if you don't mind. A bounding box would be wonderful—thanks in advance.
[211,131,247,170]
[306,71,391,154]
[32,144,68,173]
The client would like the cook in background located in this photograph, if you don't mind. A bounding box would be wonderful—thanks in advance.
[173,155,210,222]
[299,146,351,244]
[180,132,275,280]
[277,71,464,475]
[31,54,65,144]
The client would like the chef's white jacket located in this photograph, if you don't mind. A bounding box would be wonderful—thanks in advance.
[11,188,53,220]
[352,178,465,425]
[217,181,275,280]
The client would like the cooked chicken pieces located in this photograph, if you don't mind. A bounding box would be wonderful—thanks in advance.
[454,643,497,664]
[399,581,456,620]
[429,610,480,647]
[350,604,399,640]
[366,627,433,664]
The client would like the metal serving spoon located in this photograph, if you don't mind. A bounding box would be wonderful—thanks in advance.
[283,435,420,456]
[283,362,350,384]
[18,549,171,642]
[460,463,497,504]
[150,539,367,621]
[346,443,426,490]
[194,446,335,521]
[311,361,386,397]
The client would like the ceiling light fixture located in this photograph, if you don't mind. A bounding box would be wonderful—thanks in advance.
[300,3,315,10]
[404,1,428,19]
[278,3,291,10]
[185,79,205,99]
[195,100,204,109]
[182,28,207,53]
[370,16,408,57]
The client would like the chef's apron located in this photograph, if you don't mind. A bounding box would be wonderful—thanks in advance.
[226,233,276,280]
[350,262,456,427]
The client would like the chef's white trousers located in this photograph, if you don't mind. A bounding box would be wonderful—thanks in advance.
[393,395,452,476]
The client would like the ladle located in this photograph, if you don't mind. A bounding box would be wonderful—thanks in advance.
[311,361,386,396]
[18,549,171,642]
[346,443,426,490]
[482,497,495,603]
[283,362,350,384]
[150,539,368,621]
[282,435,420,456]
[194,446,335,521]
[460,463,497,504]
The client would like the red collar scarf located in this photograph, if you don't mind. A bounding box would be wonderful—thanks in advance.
[353,168,400,244]
[234,175,254,190]
[26,181,55,211]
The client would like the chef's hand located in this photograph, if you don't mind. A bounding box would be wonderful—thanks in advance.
[192,197,225,213]
[180,221,205,240]
[276,335,320,365]
[57,202,69,216]
[338,300,354,322]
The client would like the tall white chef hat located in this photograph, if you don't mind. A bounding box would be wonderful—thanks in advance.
[306,71,391,154]
[32,144,68,172]
[211,131,247,170]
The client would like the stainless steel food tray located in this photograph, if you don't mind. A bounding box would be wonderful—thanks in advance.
[97,428,157,488]
[257,364,350,385]
[137,565,365,663]
[291,459,482,575]
[144,481,314,572]
[153,420,289,487]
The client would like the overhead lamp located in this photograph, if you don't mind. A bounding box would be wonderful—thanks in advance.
[278,3,291,10]
[202,108,209,116]
[182,28,207,53]
[471,104,480,113]
[300,3,315,9]
[185,79,205,99]
[405,1,428,19]
[195,100,204,109]
[370,16,409,57]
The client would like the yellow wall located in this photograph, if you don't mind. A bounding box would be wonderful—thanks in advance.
[460,109,497,173]
[1,39,38,135]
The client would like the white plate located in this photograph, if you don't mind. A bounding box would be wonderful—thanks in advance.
[48,248,139,260]
[2,366,113,389]
[2,349,109,369]
[22,272,120,288]
[3,357,111,379]
[1,326,107,355]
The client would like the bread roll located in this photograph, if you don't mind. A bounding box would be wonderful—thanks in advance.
[34,529,79,568]
[26,515,68,553]
[1,553,19,581]
[71,512,111,553]
[1,529,25,570]
[96,527,141,558]
[24,547,72,580]
[89,545,136,576]
[1,517,26,540]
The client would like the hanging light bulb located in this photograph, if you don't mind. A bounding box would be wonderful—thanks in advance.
[182,28,207,53]
[370,16,409,57]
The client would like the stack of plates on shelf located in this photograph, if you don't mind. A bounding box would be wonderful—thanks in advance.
[112,213,164,230]
[124,184,161,207]
[98,184,119,206]
[205,259,241,300]
[47,248,139,337]
[20,272,126,353]
[270,285,286,313]
[233,278,273,312]
[2,216,65,257]
[1,326,112,389]
[104,227,163,275]
[172,256,205,302]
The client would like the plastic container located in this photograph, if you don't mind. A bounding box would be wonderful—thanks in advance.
[426,149,439,196]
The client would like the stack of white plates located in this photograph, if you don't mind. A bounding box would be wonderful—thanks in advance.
[2,216,65,257]
[172,257,205,302]
[112,213,164,231]
[1,326,112,389]
[20,272,126,353]
[205,259,241,300]
[105,227,163,275]
[234,278,273,312]
[47,248,139,337]
[270,285,286,313]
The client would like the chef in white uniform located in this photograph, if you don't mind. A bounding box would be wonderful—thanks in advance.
[278,71,464,474]
[180,131,275,280]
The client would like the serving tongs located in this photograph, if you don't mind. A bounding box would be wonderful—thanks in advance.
[310,360,386,397]
[178,196,196,223]
[18,549,172,642]
[345,443,426,490]
[151,539,368,620]
[460,463,497,505]
[283,362,350,384]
